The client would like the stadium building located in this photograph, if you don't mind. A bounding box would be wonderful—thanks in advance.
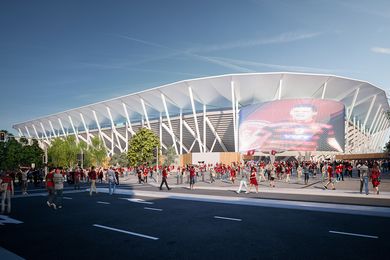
[12,72,390,163]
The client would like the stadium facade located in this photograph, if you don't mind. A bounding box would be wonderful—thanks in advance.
[12,72,390,157]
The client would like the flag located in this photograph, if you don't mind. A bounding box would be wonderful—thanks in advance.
[247,150,255,156]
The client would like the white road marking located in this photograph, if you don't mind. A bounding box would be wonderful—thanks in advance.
[63,197,72,200]
[0,247,25,260]
[214,216,242,222]
[97,201,111,205]
[0,215,24,225]
[120,198,154,205]
[93,224,159,240]
[144,207,163,211]
[96,188,390,218]
[329,230,378,239]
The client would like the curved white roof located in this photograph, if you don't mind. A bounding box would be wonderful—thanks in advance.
[13,72,390,137]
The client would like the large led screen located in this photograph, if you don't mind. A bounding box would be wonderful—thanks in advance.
[239,99,345,152]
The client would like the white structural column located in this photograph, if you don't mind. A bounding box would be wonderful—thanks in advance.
[180,110,183,155]
[17,128,23,137]
[49,121,57,138]
[140,98,151,129]
[122,102,135,135]
[188,86,203,152]
[40,122,49,141]
[373,112,385,136]
[24,126,32,138]
[347,88,360,121]
[106,106,123,152]
[236,99,239,152]
[321,81,327,99]
[32,124,39,139]
[80,113,91,145]
[203,104,207,152]
[159,114,163,149]
[161,93,178,154]
[231,81,237,152]
[58,118,67,137]
[369,105,382,134]
[379,121,390,149]
[91,110,109,152]
[278,77,283,100]
[373,114,386,150]
[68,115,79,143]
[363,95,376,129]
[205,117,228,152]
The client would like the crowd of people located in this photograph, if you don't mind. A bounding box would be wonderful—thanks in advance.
[0,158,386,214]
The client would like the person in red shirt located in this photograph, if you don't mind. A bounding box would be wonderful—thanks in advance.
[45,169,55,207]
[247,167,259,194]
[324,164,335,190]
[189,166,196,190]
[1,171,14,214]
[230,167,236,184]
[371,164,381,195]
[159,166,171,191]
[143,167,149,183]
[89,166,98,196]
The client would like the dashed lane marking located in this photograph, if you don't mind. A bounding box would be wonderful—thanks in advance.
[329,230,378,239]
[120,198,154,205]
[144,207,163,211]
[93,224,159,240]
[214,216,242,221]
[97,201,111,205]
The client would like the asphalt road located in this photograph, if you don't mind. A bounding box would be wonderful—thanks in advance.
[1,188,389,260]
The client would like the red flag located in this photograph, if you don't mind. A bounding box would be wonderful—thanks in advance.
[247,150,255,156]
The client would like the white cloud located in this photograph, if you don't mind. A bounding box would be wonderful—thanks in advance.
[371,47,390,55]
[209,56,336,74]
[187,32,322,53]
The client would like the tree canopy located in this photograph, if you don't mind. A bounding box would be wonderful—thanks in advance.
[0,130,44,171]
[128,128,159,167]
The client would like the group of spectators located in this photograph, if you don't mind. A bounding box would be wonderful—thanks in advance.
[0,158,386,214]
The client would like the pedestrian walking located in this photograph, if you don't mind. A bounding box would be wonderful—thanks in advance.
[20,167,29,195]
[359,162,369,195]
[53,168,64,209]
[189,166,196,190]
[89,166,98,196]
[303,163,310,185]
[1,171,14,214]
[209,166,215,183]
[45,169,55,208]
[74,167,81,190]
[323,164,336,190]
[159,166,171,190]
[269,164,276,188]
[371,164,381,195]
[236,170,248,194]
[107,167,116,195]
[247,167,259,193]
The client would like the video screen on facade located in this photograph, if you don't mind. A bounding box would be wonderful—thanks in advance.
[239,99,345,152]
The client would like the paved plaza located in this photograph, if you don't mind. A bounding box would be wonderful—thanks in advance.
[1,174,390,259]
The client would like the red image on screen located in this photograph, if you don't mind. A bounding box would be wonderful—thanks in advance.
[239,99,345,152]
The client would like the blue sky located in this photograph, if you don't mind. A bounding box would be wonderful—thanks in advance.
[1,0,390,134]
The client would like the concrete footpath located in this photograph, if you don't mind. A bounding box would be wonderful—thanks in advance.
[119,173,390,207]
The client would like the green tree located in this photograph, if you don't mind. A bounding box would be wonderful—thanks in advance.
[48,136,79,168]
[20,139,44,169]
[163,146,177,166]
[1,138,22,171]
[128,128,159,167]
[89,136,107,167]
[111,152,129,167]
